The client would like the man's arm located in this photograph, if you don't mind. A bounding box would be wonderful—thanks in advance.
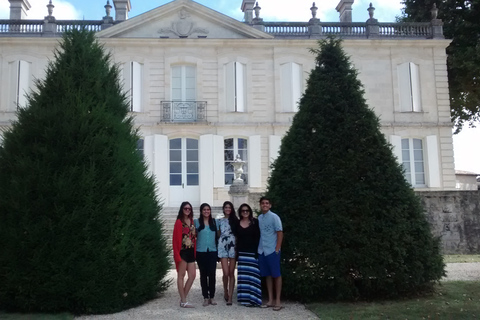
[275,231,283,253]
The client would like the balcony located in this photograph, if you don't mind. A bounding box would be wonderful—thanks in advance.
[160,101,207,123]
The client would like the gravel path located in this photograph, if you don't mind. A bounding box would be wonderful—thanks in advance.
[75,263,479,320]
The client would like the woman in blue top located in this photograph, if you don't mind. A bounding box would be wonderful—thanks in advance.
[217,201,238,305]
[194,203,218,307]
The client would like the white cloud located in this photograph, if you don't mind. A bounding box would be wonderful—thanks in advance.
[1,1,82,20]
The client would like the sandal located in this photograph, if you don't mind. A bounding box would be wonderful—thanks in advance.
[180,301,195,308]
[260,304,273,308]
[273,305,284,311]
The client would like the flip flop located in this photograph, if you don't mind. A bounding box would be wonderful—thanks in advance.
[180,301,195,308]
[260,304,273,308]
[273,306,284,311]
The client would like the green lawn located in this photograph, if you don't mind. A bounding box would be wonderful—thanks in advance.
[307,281,480,319]
[444,255,480,263]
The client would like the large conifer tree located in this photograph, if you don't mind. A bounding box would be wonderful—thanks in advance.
[0,29,170,314]
[266,38,444,301]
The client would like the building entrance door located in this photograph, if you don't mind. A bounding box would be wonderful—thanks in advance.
[169,138,200,207]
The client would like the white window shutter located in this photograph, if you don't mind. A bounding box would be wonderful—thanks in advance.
[199,135,215,204]
[269,135,282,167]
[122,62,132,105]
[213,135,224,187]
[144,135,154,173]
[235,62,246,112]
[291,63,302,112]
[280,63,293,112]
[8,61,19,111]
[397,62,412,112]
[131,61,142,112]
[409,63,422,112]
[154,134,169,205]
[225,62,235,111]
[426,135,441,188]
[248,135,262,187]
[389,135,402,164]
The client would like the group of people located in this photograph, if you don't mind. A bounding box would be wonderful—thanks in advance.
[172,197,284,311]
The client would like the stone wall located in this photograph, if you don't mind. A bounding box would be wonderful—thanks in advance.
[417,190,480,254]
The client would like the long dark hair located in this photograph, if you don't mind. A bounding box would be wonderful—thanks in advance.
[223,201,239,234]
[197,203,216,232]
[176,201,193,221]
[238,203,254,222]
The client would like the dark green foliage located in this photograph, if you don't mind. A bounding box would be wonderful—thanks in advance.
[266,38,445,302]
[401,0,480,133]
[0,29,170,314]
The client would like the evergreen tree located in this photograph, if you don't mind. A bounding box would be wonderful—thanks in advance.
[401,0,480,133]
[265,38,445,301]
[0,29,170,314]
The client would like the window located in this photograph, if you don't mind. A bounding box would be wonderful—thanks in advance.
[9,60,31,110]
[225,62,246,112]
[224,138,248,184]
[172,65,196,101]
[397,62,421,112]
[280,62,303,112]
[169,138,199,186]
[402,138,425,186]
[123,61,143,112]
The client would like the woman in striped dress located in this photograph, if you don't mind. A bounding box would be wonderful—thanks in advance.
[236,203,262,307]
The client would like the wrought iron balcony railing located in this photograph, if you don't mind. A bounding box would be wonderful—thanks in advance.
[160,101,207,123]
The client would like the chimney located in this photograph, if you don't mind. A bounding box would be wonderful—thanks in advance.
[336,0,354,22]
[8,0,31,20]
[113,0,131,21]
[241,0,255,24]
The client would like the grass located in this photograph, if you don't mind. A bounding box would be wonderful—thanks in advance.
[307,281,480,319]
[444,255,480,263]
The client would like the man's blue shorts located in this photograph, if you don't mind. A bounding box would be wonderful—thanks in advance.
[258,251,281,278]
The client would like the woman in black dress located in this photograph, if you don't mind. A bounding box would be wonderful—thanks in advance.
[236,203,262,307]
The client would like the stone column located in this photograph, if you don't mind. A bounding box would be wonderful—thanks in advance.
[8,0,31,20]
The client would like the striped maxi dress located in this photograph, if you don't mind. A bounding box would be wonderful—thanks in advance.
[236,219,262,306]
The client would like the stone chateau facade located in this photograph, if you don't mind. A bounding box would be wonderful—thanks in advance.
[1,0,456,208]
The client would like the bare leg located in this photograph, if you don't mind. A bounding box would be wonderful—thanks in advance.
[177,260,188,303]
[274,276,282,307]
[228,258,236,303]
[265,276,274,306]
[220,258,229,300]
[184,262,196,298]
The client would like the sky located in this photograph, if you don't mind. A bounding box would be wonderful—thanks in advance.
[1,0,479,174]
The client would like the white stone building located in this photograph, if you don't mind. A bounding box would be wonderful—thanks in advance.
[0,0,456,208]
